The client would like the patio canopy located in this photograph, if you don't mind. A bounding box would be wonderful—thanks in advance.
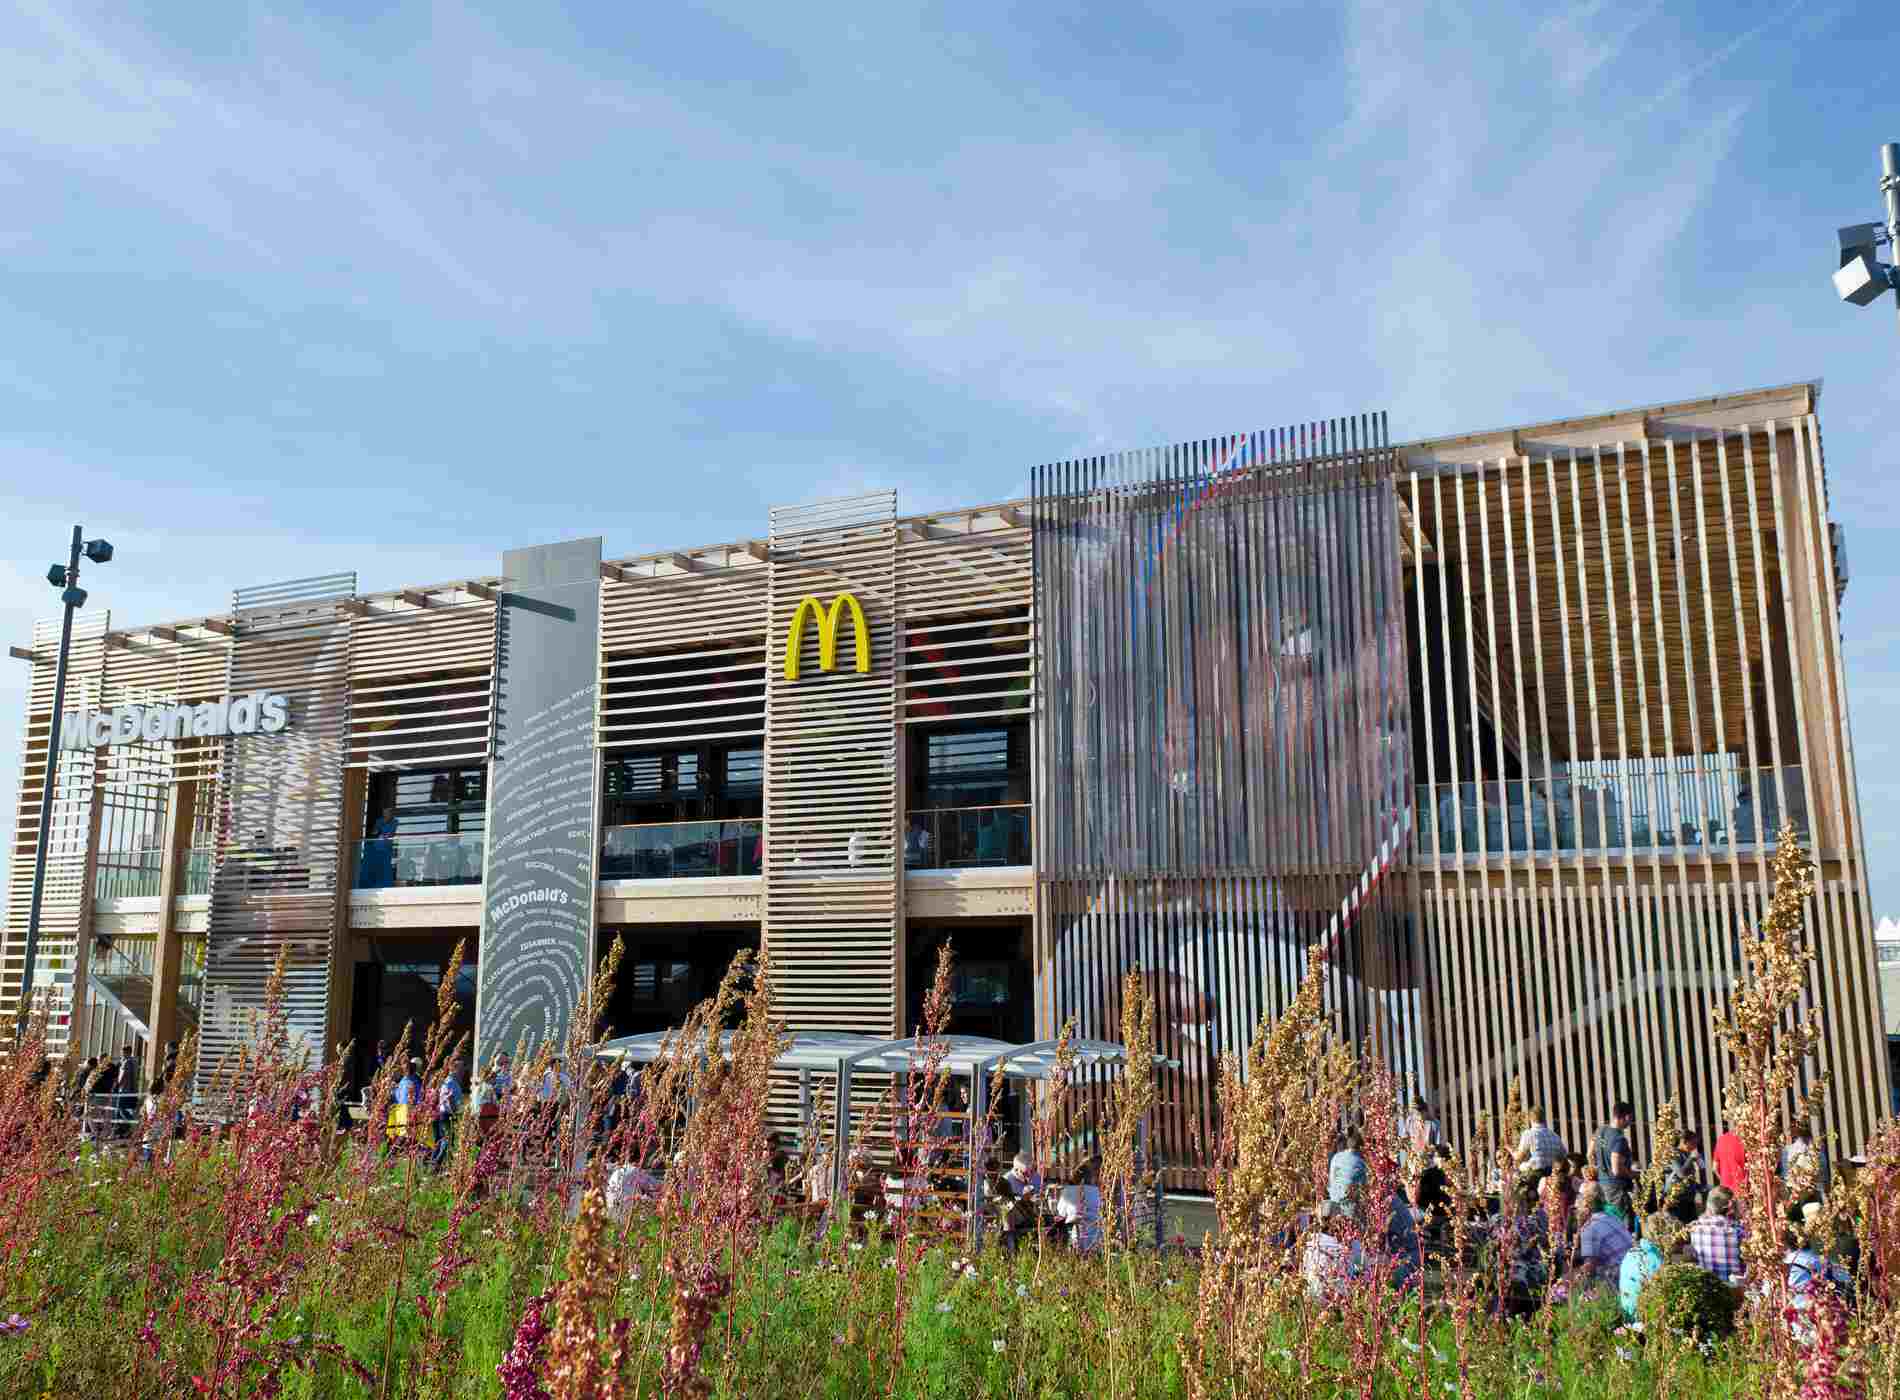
[594,1029,1139,1081]
[594,1029,1167,1246]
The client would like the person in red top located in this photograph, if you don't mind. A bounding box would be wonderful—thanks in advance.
[1713,1124,1747,1194]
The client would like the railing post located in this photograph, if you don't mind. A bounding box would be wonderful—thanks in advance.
[145,777,196,1085]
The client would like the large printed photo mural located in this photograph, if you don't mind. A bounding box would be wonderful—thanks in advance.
[1032,420,1421,1178]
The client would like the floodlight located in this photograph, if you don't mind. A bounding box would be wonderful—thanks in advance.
[46,564,67,588]
[61,586,87,609]
[1835,252,1894,307]
[1839,222,1883,266]
[82,538,113,564]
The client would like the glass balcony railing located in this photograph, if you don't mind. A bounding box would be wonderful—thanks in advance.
[904,805,1031,869]
[94,846,214,901]
[599,820,763,880]
[354,830,485,889]
[1414,766,1810,858]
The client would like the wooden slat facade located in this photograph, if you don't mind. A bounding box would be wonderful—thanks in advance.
[2,382,1887,1162]
[763,494,902,1034]
[1403,395,1889,1158]
[198,577,357,1082]
[346,593,496,770]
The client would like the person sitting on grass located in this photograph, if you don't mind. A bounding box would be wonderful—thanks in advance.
[1686,1185,1746,1284]
[1573,1182,1635,1292]
[1328,1126,1369,1203]
[1409,1145,1456,1247]
[1619,1212,1683,1320]
[1003,1151,1042,1199]
[991,1168,1034,1251]
[1303,1200,1364,1305]
[1054,1161,1104,1254]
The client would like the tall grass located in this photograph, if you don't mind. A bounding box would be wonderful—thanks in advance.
[0,827,1892,1398]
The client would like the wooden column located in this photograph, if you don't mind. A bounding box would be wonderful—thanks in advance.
[144,778,196,1083]
[324,766,368,1061]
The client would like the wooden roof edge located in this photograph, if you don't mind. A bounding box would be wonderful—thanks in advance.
[603,497,1033,577]
[1398,381,1819,467]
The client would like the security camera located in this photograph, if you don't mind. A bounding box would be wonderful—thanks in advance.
[1834,252,1895,307]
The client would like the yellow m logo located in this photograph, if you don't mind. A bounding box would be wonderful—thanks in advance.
[783,593,871,681]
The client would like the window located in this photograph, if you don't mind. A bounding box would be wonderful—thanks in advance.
[365,765,486,837]
[911,725,1028,810]
[601,745,761,827]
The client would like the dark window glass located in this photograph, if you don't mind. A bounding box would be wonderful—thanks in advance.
[365,765,487,836]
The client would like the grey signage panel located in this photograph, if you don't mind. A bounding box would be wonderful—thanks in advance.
[474,537,602,1061]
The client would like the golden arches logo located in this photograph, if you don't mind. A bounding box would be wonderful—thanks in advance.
[783,593,871,680]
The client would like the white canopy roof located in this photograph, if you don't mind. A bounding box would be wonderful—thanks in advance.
[593,1030,1142,1081]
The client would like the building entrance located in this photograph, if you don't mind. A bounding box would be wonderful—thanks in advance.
[906,922,1030,1043]
[347,935,477,1092]
[597,927,760,1040]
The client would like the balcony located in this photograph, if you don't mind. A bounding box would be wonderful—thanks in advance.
[94,847,213,901]
[1415,766,1810,858]
[599,820,763,880]
[904,805,1030,869]
[353,831,484,889]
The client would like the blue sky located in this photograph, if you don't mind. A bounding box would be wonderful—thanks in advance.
[1,0,1897,919]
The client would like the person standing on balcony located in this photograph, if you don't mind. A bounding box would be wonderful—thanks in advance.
[904,816,933,869]
[360,802,398,889]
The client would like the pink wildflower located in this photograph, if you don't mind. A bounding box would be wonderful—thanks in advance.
[496,1290,555,1400]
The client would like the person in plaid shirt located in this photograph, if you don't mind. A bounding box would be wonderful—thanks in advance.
[1687,1186,1745,1283]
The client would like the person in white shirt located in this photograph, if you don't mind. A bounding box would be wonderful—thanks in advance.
[1780,1124,1831,1199]
[1400,1097,1441,1168]
[1054,1163,1104,1254]
[1514,1110,1567,1179]
[1303,1200,1364,1304]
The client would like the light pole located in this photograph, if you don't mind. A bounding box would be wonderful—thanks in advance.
[1833,142,1900,333]
[16,525,113,1044]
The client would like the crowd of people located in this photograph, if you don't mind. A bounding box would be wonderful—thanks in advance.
[1304,1094,1869,1327]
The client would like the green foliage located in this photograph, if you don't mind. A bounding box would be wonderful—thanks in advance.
[1637,1262,1743,1342]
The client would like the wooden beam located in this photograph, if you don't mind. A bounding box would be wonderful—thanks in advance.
[149,625,179,644]
[462,580,496,601]
[7,646,34,662]
[145,778,195,1085]
[200,618,234,636]
[400,589,431,609]
[744,541,771,563]
[667,553,700,574]
[600,562,626,583]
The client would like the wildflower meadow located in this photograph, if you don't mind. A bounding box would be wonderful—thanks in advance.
[0,828,1894,1398]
